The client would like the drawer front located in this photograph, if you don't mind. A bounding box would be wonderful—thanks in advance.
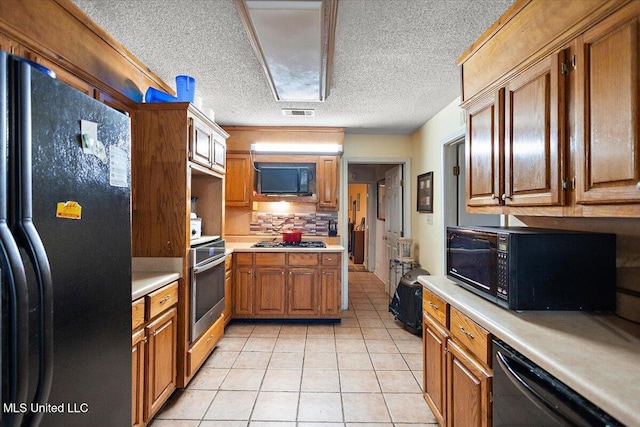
[423,289,447,327]
[289,253,319,266]
[234,252,253,266]
[255,252,286,266]
[132,298,145,330]
[450,306,491,366]
[188,315,224,376]
[321,252,340,266]
[147,281,179,319]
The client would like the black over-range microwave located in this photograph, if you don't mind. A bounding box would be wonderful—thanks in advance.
[446,226,617,310]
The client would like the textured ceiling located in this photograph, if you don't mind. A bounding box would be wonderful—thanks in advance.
[71,0,514,135]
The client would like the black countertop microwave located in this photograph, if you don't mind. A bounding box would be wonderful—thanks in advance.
[446,226,616,310]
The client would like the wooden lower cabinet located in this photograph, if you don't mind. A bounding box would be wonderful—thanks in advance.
[233,251,342,319]
[131,329,145,427]
[255,268,287,316]
[288,268,318,315]
[145,308,178,418]
[423,314,448,426]
[132,281,179,426]
[223,255,233,326]
[447,340,492,427]
[422,290,492,427]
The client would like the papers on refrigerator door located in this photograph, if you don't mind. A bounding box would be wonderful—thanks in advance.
[109,146,128,188]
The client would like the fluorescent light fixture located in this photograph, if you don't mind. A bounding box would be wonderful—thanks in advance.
[236,0,337,102]
[251,143,342,153]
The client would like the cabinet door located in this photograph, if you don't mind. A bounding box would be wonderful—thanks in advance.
[145,308,177,419]
[466,90,503,207]
[423,314,448,427]
[446,340,492,427]
[575,4,640,207]
[255,268,286,315]
[233,266,254,316]
[287,268,318,315]
[317,156,339,210]
[131,329,146,427]
[319,268,341,316]
[189,118,212,167]
[225,153,253,207]
[212,137,226,173]
[503,51,566,206]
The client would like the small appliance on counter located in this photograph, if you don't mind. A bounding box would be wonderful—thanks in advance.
[190,212,202,240]
[328,220,338,236]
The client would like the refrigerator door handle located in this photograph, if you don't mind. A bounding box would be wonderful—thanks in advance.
[12,58,54,426]
[1,49,30,427]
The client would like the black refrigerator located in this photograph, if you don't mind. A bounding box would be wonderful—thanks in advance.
[0,52,131,426]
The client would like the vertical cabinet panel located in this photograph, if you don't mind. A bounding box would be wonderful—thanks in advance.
[287,268,318,315]
[504,51,565,206]
[145,308,177,419]
[423,314,448,427]
[131,330,146,427]
[319,268,341,316]
[255,268,286,315]
[446,340,492,427]
[317,156,339,210]
[233,266,254,316]
[576,7,640,205]
[225,153,253,207]
[466,91,503,207]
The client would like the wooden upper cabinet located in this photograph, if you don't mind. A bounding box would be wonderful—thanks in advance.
[575,2,640,206]
[317,156,339,210]
[466,90,503,207]
[189,117,213,168]
[225,153,253,208]
[503,51,566,207]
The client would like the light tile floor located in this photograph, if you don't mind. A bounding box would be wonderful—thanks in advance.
[151,271,437,426]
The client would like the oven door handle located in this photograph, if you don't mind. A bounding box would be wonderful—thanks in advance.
[193,254,227,274]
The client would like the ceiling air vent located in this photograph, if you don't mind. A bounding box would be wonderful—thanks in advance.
[282,108,315,117]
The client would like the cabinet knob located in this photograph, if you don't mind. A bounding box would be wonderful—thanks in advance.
[491,194,498,200]
[636,181,640,190]
[428,301,439,310]
[501,194,512,201]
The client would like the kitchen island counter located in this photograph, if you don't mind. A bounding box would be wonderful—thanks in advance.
[419,275,640,427]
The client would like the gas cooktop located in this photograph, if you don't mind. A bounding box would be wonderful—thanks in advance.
[252,241,326,248]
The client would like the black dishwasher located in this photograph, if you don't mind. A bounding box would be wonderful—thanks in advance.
[492,340,623,426]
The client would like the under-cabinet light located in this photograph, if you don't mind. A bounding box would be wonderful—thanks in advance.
[250,143,342,154]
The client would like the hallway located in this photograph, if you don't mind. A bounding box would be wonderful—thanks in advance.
[151,271,436,426]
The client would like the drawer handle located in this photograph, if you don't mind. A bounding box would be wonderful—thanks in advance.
[206,335,214,343]
[159,295,172,304]
[459,326,475,339]
[428,301,439,310]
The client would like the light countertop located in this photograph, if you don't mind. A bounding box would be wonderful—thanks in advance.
[419,275,640,427]
[132,257,182,301]
[132,271,181,301]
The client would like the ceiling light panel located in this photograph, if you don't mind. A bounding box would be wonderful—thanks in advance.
[237,0,337,102]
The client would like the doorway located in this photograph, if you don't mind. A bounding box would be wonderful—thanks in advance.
[342,158,411,309]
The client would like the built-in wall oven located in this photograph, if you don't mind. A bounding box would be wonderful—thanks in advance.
[190,238,226,342]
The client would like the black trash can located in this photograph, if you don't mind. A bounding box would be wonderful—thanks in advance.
[389,268,430,335]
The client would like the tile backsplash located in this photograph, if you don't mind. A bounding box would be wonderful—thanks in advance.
[250,212,338,236]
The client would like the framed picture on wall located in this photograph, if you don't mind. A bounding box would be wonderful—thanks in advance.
[417,172,433,213]
[376,179,386,220]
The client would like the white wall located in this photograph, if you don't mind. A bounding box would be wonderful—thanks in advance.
[410,97,465,275]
